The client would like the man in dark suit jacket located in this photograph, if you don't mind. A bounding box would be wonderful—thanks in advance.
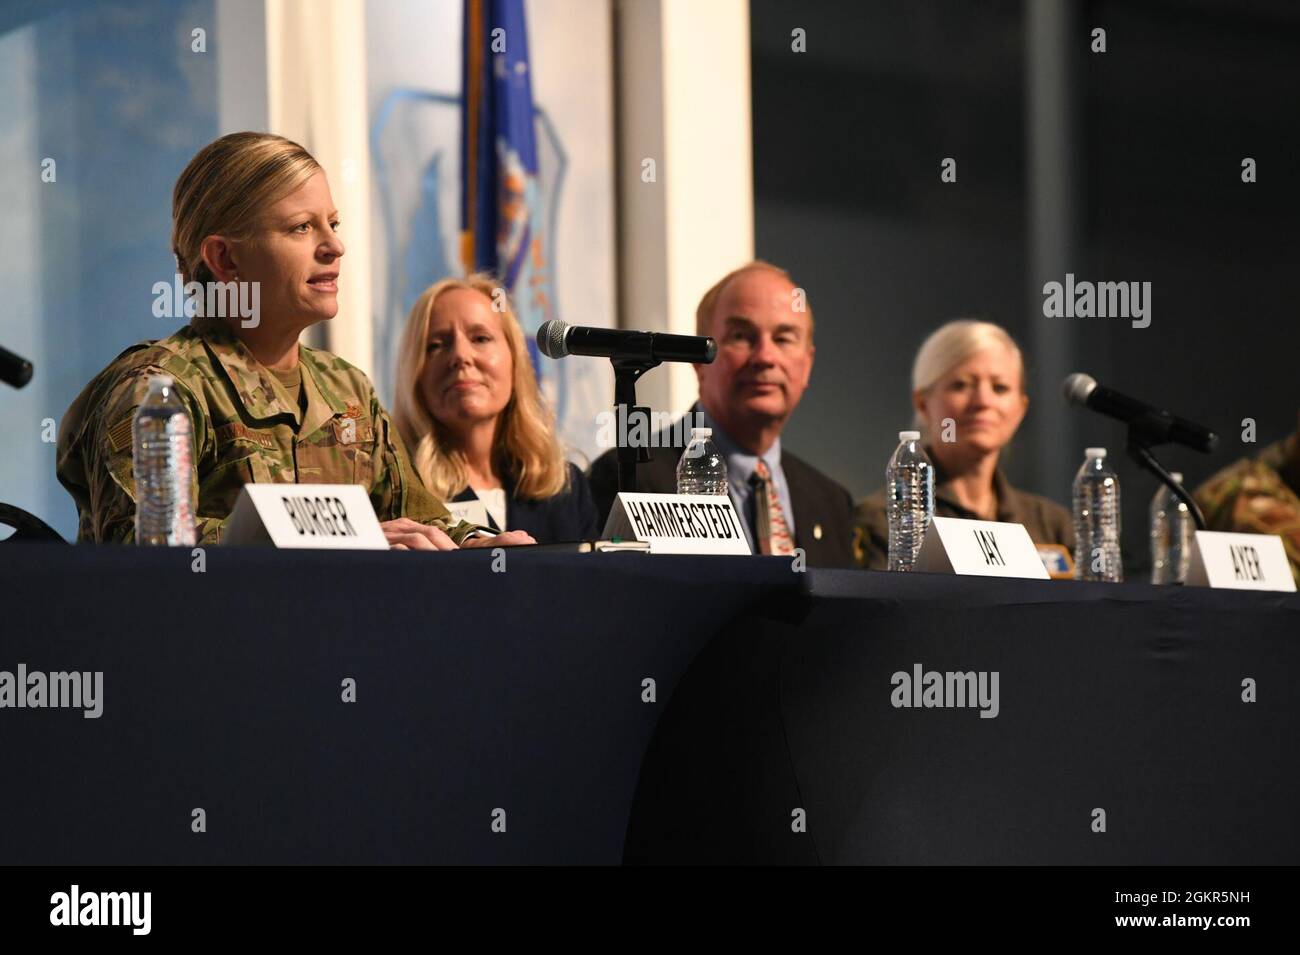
[588,261,854,568]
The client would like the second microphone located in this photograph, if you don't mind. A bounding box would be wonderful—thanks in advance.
[537,320,716,365]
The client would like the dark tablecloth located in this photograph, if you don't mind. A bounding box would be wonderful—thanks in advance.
[627,571,1300,864]
[1,545,1295,864]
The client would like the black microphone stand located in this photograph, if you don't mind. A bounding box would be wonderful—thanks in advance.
[1125,411,1208,531]
[612,357,661,494]
[575,324,710,493]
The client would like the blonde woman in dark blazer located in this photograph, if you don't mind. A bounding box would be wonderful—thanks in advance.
[392,275,599,543]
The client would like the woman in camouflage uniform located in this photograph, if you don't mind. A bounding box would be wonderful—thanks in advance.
[56,132,533,551]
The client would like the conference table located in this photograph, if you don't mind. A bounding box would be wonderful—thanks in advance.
[1,544,1296,865]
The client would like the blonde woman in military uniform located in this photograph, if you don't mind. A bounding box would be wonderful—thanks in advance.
[854,320,1073,569]
[56,132,533,551]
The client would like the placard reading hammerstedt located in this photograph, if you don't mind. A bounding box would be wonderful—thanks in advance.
[602,492,752,555]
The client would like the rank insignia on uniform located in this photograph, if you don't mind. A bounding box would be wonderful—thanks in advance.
[343,404,363,419]
[107,415,135,454]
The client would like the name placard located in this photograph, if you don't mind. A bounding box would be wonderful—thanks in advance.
[602,493,751,555]
[224,484,388,549]
[1185,531,1296,592]
[917,516,1050,579]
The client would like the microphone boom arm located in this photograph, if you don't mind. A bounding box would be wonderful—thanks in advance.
[1125,413,1208,531]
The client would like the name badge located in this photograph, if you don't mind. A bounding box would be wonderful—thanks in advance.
[225,484,388,549]
[602,492,751,555]
[916,516,1050,579]
[446,499,491,529]
[1036,543,1075,579]
[1185,531,1296,592]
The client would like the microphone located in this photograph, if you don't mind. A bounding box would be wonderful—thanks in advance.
[1061,373,1218,453]
[537,320,716,365]
[0,345,33,389]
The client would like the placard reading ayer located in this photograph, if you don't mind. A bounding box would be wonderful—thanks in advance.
[1186,530,1296,592]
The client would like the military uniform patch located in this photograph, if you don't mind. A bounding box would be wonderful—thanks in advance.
[107,415,135,454]
[331,418,372,446]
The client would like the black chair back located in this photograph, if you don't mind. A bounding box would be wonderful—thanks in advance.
[0,503,66,543]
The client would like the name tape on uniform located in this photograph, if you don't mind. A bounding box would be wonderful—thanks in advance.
[1186,530,1296,592]
[917,516,1050,579]
[602,493,751,555]
[225,484,388,549]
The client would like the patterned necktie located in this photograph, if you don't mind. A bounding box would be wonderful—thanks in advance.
[751,458,795,556]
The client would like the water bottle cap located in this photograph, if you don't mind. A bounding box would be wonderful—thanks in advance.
[691,427,712,439]
[1170,471,1183,483]
[149,374,175,388]
[1086,447,1107,459]
[899,430,921,441]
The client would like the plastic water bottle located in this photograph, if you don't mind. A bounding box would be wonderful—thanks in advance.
[1072,447,1122,582]
[886,430,935,572]
[133,374,197,545]
[1150,471,1194,584]
[676,427,728,495]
